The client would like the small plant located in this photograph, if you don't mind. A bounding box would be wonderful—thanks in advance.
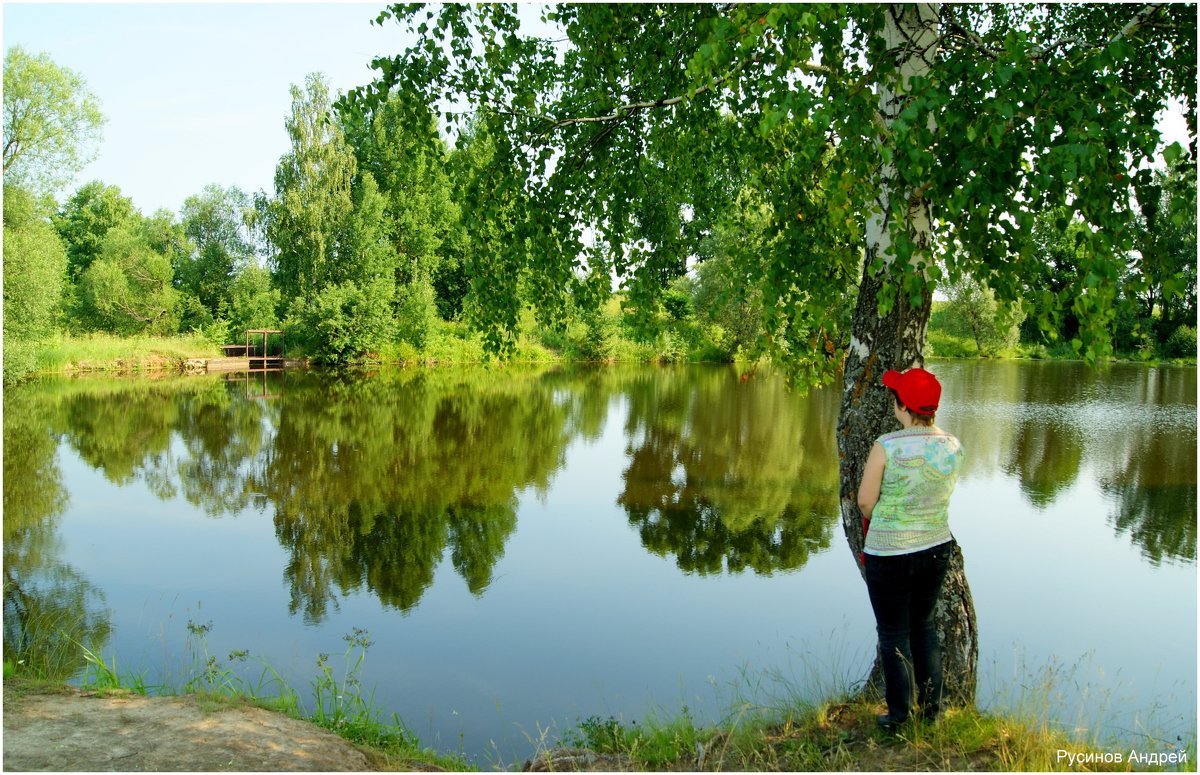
[305,627,418,751]
[77,642,148,694]
[179,619,249,697]
[568,714,629,751]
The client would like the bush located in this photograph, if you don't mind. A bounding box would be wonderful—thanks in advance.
[580,310,618,361]
[3,340,40,384]
[926,330,976,359]
[652,330,688,364]
[1161,325,1197,359]
[286,280,394,365]
[224,265,281,335]
[394,279,439,350]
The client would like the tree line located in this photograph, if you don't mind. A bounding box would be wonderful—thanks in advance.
[2,46,489,378]
[4,31,1195,387]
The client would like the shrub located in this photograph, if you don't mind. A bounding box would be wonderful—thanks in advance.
[926,330,976,359]
[286,280,394,365]
[3,340,40,384]
[653,331,688,364]
[580,310,618,361]
[394,279,439,350]
[1161,325,1197,359]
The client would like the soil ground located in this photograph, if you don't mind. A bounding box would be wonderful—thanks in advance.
[3,685,379,772]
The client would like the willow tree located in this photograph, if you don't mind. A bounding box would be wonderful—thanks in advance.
[341,3,1196,702]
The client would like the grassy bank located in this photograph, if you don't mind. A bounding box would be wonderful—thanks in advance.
[6,623,1191,772]
[11,314,1194,385]
[18,332,221,374]
[8,671,1188,772]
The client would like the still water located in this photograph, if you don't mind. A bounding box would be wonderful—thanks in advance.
[4,361,1195,764]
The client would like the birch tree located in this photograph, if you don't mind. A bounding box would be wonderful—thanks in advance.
[339,2,1197,701]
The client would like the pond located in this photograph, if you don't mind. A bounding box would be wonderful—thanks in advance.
[3,361,1195,765]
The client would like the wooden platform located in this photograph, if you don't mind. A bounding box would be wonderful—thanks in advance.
[186,357,295,373]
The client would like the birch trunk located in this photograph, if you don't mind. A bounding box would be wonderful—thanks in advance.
[837,2,978,705]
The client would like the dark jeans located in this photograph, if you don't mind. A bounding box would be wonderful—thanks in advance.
[864,540,954,722]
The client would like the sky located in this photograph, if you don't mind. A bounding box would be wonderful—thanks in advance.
[3,2,423,215]
[3,3,1193,219]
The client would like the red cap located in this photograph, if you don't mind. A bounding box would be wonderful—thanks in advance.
[882,368,941,415]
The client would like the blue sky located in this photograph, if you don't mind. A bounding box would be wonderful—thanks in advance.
[3,3,419,215]
[4,4,1192,219]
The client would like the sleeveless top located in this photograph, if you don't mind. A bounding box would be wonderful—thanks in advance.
[863,426,964,557]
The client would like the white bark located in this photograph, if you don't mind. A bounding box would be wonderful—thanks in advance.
[838,2,979,705]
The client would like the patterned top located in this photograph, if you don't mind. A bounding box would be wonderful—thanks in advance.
[864,426,964,556]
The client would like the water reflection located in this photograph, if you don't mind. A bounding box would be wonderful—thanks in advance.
[3,386,111,678]
[249,369,570,621]
[617,367,840,574]
[1095,368,1198,567]
[945,361,1196,565]
[3,362,1193,641]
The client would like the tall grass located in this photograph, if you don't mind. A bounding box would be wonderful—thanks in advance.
[531,641,1197,772]
[32,332,219,373]
[8,604,1193,771]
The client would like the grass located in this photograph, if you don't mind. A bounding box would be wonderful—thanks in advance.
[16,312,1191,381]
[532,690,1195,772]
[6,620,472,771]
[7,615,1194,772]
[31,332,219,373]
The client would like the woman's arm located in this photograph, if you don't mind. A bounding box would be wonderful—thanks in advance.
[857,442,886,520]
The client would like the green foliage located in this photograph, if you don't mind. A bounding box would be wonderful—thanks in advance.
[178,184,253,316]
[3,184,67,362]
[346,95,456,290]
[343,3,1194,378]
[76,221,180,336]
[2,46,104,197]
[1131,160,1198,344]
[285,279,393,365]
[53,180,136,283]
[925,329,977,360]
[942,275,1024,357]
[1162,325,1197,360]
[393,278,437,349]
[176,293,216,337]
[222,264,281,336]
[260,73,360,302]
[579,309,618,362]
[258,73,405,358]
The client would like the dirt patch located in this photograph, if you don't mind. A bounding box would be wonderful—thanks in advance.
[4,686,376,772]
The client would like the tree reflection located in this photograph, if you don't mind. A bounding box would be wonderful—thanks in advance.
[175,375,278,515]
[255,369,566,621]
[12,361,1192,636]
[617,367,839,575]
[1003,364,1085,508]
[1098,368,1197,566]
[3,384,111,679]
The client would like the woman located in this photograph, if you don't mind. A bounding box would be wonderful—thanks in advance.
[857,367,964,732]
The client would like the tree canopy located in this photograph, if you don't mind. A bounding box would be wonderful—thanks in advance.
[3,46,104,197]
[341,2,1194,371]
[339,1,1197,702]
